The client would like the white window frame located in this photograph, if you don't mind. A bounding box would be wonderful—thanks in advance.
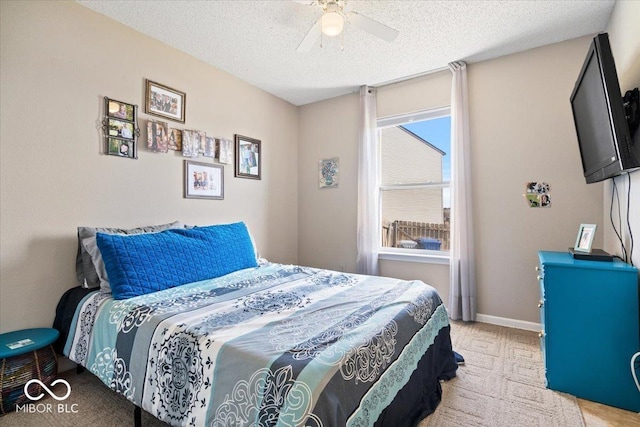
[377,107,451,265]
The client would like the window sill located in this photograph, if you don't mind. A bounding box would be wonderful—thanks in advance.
[378,250,450,265]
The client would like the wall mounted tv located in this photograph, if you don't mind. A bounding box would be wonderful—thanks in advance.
[570,32,639,184]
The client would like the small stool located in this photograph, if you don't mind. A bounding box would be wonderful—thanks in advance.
[0,328,59,415]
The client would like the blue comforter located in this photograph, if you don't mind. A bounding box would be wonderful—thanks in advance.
[64,263,452,426]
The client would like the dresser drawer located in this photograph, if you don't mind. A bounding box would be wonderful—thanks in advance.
[535,264,547,377]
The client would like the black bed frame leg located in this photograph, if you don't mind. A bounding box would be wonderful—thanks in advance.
[134,406,141,427]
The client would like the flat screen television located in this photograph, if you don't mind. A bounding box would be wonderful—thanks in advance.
[570,33,639,184]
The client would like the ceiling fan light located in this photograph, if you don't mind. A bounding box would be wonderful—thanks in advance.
[321,12,344,37]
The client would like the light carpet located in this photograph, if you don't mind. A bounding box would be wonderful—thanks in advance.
[0,321,584,426]
[420,320,585,427]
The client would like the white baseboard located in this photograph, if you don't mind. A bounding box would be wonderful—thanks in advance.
[475,313,541,332]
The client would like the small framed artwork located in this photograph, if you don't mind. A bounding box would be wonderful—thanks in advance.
[574,223,597,253]
[524,181,551,208]
[145,79,186,123]
[168,128,182,151]
[182,130,201,158]
[108,118,135,140]
[319,157,339,188]
[184,160,224,200]
[108,138,133,158]
[234,134,261,180]
[147,120,169,153]
[103,97,138,159]
[204,137,216,158]
[107,99,135,122]
[217,138,233,164]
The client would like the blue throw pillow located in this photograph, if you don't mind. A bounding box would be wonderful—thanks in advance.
[96,222,258,300]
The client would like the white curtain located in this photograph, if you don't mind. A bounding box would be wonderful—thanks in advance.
[448,62,476,321]
[356,86,380,276]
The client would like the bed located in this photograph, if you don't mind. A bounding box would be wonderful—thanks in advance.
[54,222,457,426]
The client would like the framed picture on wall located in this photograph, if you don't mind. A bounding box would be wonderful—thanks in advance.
[108,118,135,140]
[108,138,133,158]
[102,96,138,159]
[107,98,135,122]
[184,160,224,200]
[145,79,186,123]
[319,157,339,188]
[234,134,261,180]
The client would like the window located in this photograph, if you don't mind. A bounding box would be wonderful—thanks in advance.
[378,108,451,258]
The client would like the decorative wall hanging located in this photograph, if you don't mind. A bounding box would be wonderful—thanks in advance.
[145,79,186,123]
[217,138,233,164]
[234,134,261,180]
[147,120,169,153]
[319,157,339,188]
[524,181,551,207]
[168,128,182,151]
[182,130,203,158]
[204,137,216,158]
[103,97,139,159]
[184,160,224,200]
[196,130,207,154]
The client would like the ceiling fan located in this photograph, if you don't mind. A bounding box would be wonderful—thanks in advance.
[294,0,399,52]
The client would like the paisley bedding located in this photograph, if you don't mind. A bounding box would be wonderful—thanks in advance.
[62,263,456,426]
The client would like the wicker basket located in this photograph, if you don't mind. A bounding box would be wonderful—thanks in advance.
[0,345,57,415]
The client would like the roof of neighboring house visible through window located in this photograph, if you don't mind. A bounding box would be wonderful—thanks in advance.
[398,126,446,156]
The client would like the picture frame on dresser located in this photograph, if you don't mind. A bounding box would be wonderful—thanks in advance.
[573,223,596,253]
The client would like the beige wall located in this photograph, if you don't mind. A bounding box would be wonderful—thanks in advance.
[469,36,603,322]
[299,39,604,323]
[379,260,450,304]
[604,0,640,267]
[0,1,299,332]
[297,94,360,272]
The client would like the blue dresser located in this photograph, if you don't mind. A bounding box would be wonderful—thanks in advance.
[537,251,640,412]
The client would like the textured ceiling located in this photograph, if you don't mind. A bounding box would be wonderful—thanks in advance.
[78,0,615,106]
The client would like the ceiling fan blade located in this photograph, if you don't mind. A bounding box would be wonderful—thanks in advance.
[347,11,399,42]
[296,18,322,52]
